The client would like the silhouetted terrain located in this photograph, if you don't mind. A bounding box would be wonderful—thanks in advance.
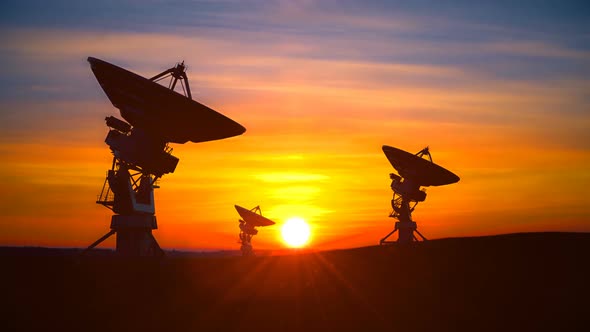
[3,232,589,331]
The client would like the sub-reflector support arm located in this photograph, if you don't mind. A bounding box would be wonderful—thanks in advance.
[149,69,175,82]
[182,73,192,99]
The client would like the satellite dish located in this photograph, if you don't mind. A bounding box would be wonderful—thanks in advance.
[88,57,246,144]
[84,57,246,257]
[380,145,460,245]
[235,205,275,256]
[235,205,276,227]
[382,145,459,187]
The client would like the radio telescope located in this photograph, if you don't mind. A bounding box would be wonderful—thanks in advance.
[380,145,459,245]
[84,57,245,256]
[235,205,275,256]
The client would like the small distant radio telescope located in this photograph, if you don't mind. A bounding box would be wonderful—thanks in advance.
[380,145,459,245]
[234,205,275,256]
[84,57,245,256]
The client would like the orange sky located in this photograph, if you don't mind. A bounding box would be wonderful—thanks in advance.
[0,1,589,250]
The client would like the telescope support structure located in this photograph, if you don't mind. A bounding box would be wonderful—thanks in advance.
[239,228,254,256]
[85,156,165,257]
[380,174,428,245]
[239,215,259,256]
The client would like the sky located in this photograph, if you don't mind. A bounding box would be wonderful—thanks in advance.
[0,0,589,251]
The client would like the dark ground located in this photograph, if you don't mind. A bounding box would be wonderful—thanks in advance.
[2,232,589,331]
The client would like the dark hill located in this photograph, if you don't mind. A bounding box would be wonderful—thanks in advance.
[3,232,589,331]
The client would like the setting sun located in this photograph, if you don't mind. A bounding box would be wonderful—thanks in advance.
[281,217,311,248]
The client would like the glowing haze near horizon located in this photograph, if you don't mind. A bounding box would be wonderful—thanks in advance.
[0,0,588,250]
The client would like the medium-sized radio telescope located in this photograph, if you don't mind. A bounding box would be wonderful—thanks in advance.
[380,145,460,245]
[235,205,275,256]
[84,57,245,256]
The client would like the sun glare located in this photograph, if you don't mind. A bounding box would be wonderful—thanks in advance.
[281,217,311,248]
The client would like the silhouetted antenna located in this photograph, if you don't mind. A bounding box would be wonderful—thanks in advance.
[235,205,275,256]
[415,146,432,162]
[83,57,246,257]
[380,145,459,245]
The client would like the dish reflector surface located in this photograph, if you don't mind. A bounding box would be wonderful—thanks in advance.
[235,205,276,227]
[88,57,245,144]
[382,145,459,186]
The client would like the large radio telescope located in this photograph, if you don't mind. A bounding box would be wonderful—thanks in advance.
[235,205,275,256]
[84,57,245,256]
[380,145,460,245]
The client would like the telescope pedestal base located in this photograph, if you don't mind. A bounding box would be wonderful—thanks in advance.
[112,215,163,257]
[397,221,416,244]
[380,221,427,245]
[83,215,164,257]
[241,243,253,256]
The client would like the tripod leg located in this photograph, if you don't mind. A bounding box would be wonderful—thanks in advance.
[82,230,116,254]
[414,229,427,241]
[380,228,398,245]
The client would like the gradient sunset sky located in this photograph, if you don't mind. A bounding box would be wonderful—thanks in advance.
[0,0,588,250]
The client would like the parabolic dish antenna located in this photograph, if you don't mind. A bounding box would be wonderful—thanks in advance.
[235,205,276,227]
[235,205,275,256]
[382,145,459,187]
[84,57,245,257]
[88,57,245,144]
[380,145,460,245]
